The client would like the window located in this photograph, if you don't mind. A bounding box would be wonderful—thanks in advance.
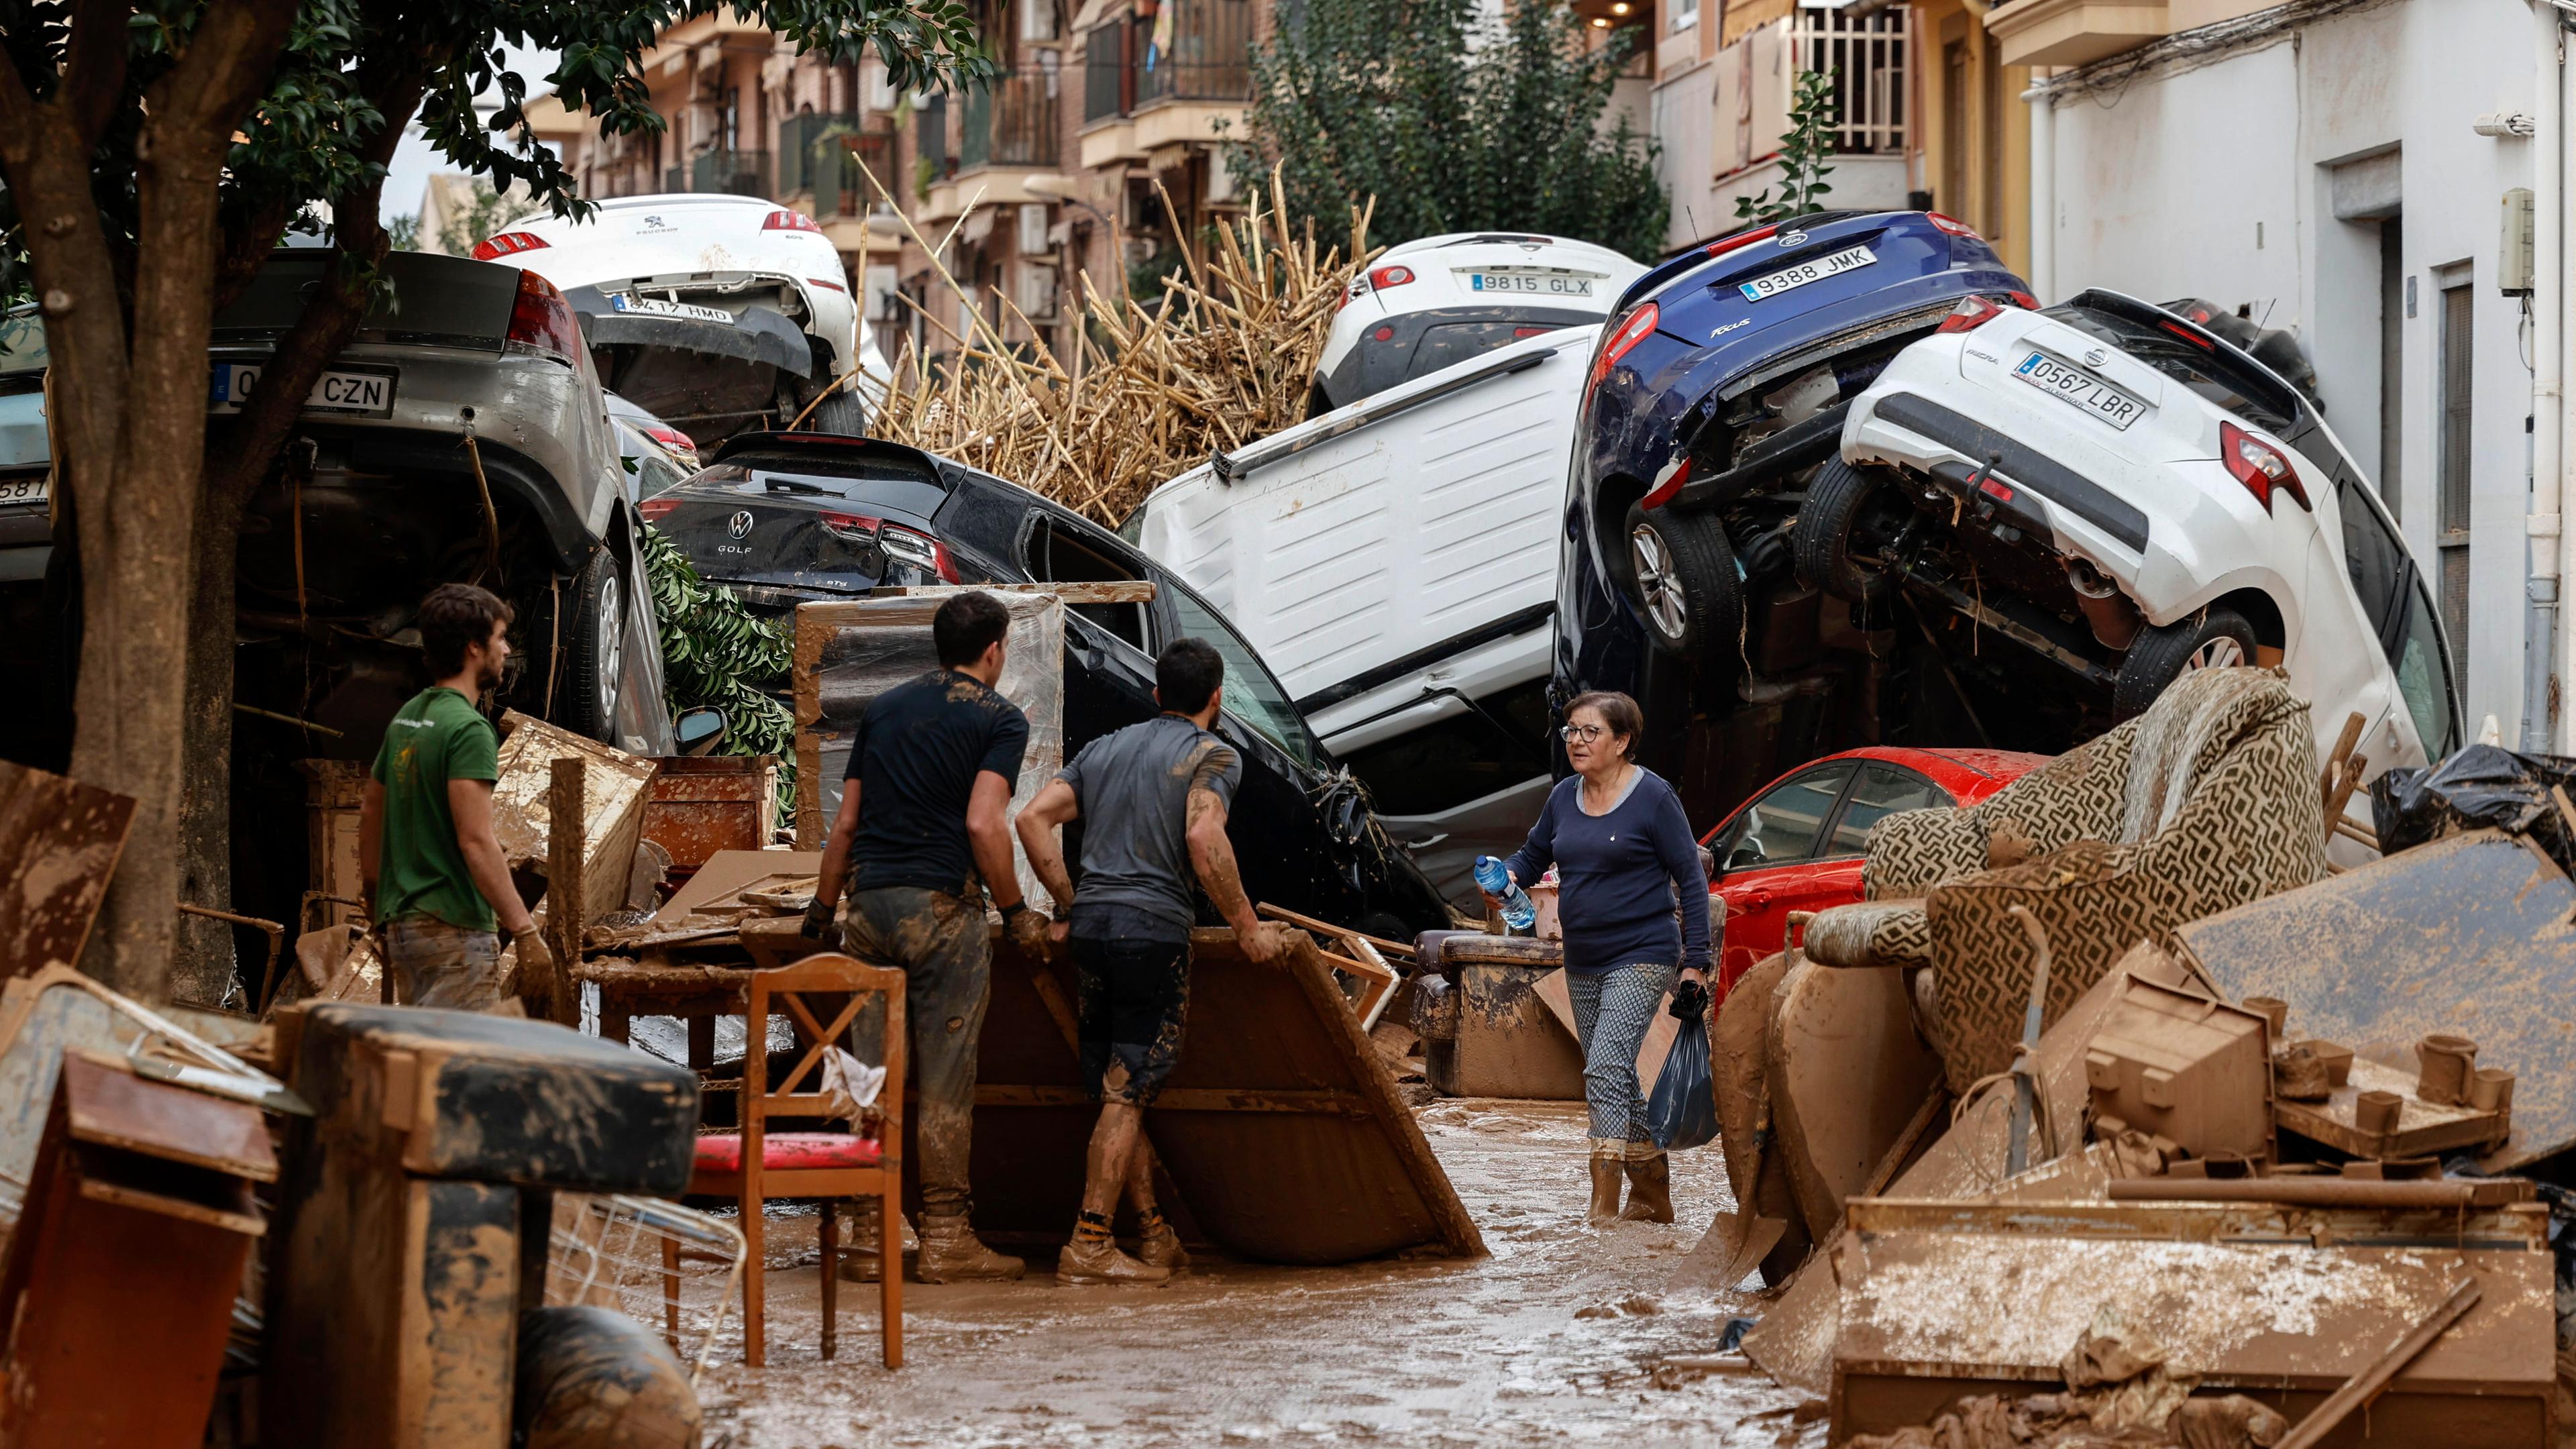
[1711,763,1854,870]
[2334,476,2459,759]
[2050,305,2299,433]
[1670,0,1697,32]
[1825,763,1950,857]
[2393,578,2460,759]
[2436,278,2472,695]
[1165,584,1323,768]
[1026,517,1150,650]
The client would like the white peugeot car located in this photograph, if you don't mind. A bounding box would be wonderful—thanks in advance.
[1799,288,2459,773]
[478,193,890,443]
[1315,232,1642,410]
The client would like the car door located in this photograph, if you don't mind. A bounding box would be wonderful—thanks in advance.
[1704,761,1856,991]
[1705,760,1956,994]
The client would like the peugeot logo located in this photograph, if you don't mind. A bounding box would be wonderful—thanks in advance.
[1776,229,1808,248]
[2084,347,2108,367]
[728,511,753,539]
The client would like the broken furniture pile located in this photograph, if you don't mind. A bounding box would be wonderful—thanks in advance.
[1684,668,2576,1447]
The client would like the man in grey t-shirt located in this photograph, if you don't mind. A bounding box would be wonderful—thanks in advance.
[1018,637,1287,1285]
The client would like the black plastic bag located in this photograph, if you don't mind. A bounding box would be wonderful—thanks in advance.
[2370,743,2576,872]
[1649,1014,1717,1151]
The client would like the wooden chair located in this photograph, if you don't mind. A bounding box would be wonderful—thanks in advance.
[663,953,905,1368]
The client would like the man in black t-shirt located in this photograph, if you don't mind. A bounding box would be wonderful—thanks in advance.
[806,590,1049,1282]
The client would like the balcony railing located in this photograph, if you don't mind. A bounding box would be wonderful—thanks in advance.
[1134,0,1254,107]
[777,113,844,195]
[690,148,772,197]
[919,95,953,184]
[1791,4,1907,156]
[959,72,1059,170]
[1085,19,1132,123]
[814,131,898,219]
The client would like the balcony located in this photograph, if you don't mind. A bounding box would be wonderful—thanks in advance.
[1079,1,1252,169]
[918,94,953,186]
[959,72,1059,171]
[690,148,771,197]
[1134,0,1254,109]
[1981,0,2169,67]
[1085,19,1134,125]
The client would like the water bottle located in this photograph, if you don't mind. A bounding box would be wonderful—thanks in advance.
[1474,855,1537,931]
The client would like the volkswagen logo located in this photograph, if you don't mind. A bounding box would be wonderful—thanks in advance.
[1776,229,1808,248]
[2084,347,2109,367]
[728,511,754,540]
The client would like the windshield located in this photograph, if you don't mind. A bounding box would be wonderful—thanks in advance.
[2049,305,2298,432]
[1165,586,1324,769]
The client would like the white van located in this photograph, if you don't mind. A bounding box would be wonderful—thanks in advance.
[478,194,890,443]
[1124,324,1596,906]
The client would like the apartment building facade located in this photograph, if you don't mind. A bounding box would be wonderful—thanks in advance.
[523,1,1261,374]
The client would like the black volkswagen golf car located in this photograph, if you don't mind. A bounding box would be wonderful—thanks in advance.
[645,430,1456,938]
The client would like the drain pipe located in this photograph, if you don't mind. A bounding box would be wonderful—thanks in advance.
[2530,0,2563,753]
[2024,76,2056,303]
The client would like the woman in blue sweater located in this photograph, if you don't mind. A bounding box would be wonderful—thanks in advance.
[1493,690,1713,1224]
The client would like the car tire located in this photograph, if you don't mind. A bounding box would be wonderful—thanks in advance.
[1791,459,1892,606]
[2111,606,2258,720]
[560,547,627,743]
[802,384,868,435]
[1624,501,1741,657]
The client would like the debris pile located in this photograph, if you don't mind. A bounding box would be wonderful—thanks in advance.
[863,170,1373,527]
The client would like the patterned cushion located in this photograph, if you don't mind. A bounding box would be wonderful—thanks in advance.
[1803,899,1933,969]
[692,1132,881,1173]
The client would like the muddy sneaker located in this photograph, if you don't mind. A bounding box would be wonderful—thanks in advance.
[1136,1217,1190,1273]
[914,1214,1027,1282]
[1057,1234,1173,1286]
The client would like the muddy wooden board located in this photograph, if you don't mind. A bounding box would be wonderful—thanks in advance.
[2275,1053,2508,1160]
[791,591,1064,916]
[1829,1198,2557,1444]
[652,849,822,922]
[0,760,133,980]
[954,928,1484,1265]
[490,712,657,925]
[2176,830,2576,1169]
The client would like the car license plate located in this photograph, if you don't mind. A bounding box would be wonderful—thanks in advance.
[1465,270,1597,297]
[208,363,398,418]
[0,476,47,508]
[2013,350,2145,431]
[1737,245,1875,302]
[610,293,737,325]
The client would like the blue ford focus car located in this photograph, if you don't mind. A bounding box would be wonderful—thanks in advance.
[1554,210,2033,803]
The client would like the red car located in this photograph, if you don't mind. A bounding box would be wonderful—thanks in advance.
[1701,745,2047,996]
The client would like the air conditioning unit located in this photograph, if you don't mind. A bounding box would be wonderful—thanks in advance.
[1014,261,1060,321]
[1017,203,1051,256]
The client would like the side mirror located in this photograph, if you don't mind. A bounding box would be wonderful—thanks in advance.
[675,706,729,757]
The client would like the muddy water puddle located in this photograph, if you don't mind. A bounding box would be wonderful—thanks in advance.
[694,1099,1823,1447]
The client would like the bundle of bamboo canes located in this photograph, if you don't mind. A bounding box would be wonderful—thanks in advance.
[855,166,1375,527]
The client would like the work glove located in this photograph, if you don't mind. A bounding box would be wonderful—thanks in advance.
[1669,976,1711,1023]
[1005,904,1053,959]
[801,898,841,951]
[510,928,556,1012]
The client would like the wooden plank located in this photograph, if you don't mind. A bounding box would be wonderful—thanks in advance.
[490,712,655,927]
[2275,1279,2481,1449]
[543,758,586,1026]
[1258,902,1415,961]
[0,759,135,981]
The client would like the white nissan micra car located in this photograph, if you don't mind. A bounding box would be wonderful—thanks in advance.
[1798,288,2459,774]
[1315,232,1643,411]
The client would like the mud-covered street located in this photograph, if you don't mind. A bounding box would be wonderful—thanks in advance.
[689,1099,1816,1448]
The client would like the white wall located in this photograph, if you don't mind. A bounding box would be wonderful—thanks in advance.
[2043,0,2537,737]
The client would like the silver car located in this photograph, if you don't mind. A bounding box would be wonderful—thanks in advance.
[207,249,672,755]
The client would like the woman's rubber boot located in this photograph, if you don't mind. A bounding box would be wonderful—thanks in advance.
[914,1214,1027,1282]
[1588,1155,1627,1224]
[1619,1150,1674,1224]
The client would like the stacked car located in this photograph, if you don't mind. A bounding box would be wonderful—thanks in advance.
[1558,209,2458,825]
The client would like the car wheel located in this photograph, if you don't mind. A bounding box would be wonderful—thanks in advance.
[802,385,869,435]
[1624,502,1742,657]
[2111,606,2258,720]
[561,547,626,742]
[1790,459,1892,606]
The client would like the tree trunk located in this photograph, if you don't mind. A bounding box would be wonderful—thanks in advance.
[172,482,248,1005]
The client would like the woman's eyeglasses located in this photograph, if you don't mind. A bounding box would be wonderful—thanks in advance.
[1560,724,1608,742]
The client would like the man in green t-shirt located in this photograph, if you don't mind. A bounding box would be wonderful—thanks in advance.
[361,583,549,1010]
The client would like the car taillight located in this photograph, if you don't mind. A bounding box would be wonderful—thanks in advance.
[1704,224,1778,260]
[2008,290,2041,310]
[880,523,958,582]
[808,276,847,292]
[506,270,582,366]
[645,424,697,456]
[472,231,549,260]
[2161,321,2215,350]
[2221,421,2310,513]
[1589,302,1659,398]
[1367,264,1415,291]
[1935,294,2007,335]
[819,510,881,543]
[1926,213,1982,239]
[765,210,823,233]
[1640,454,1694,511]
[639,498,680,521]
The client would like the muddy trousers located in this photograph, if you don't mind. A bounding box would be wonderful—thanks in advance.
[1566,961,1676,1157]
[840,886,991,1219]
[384,916,506,1011]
